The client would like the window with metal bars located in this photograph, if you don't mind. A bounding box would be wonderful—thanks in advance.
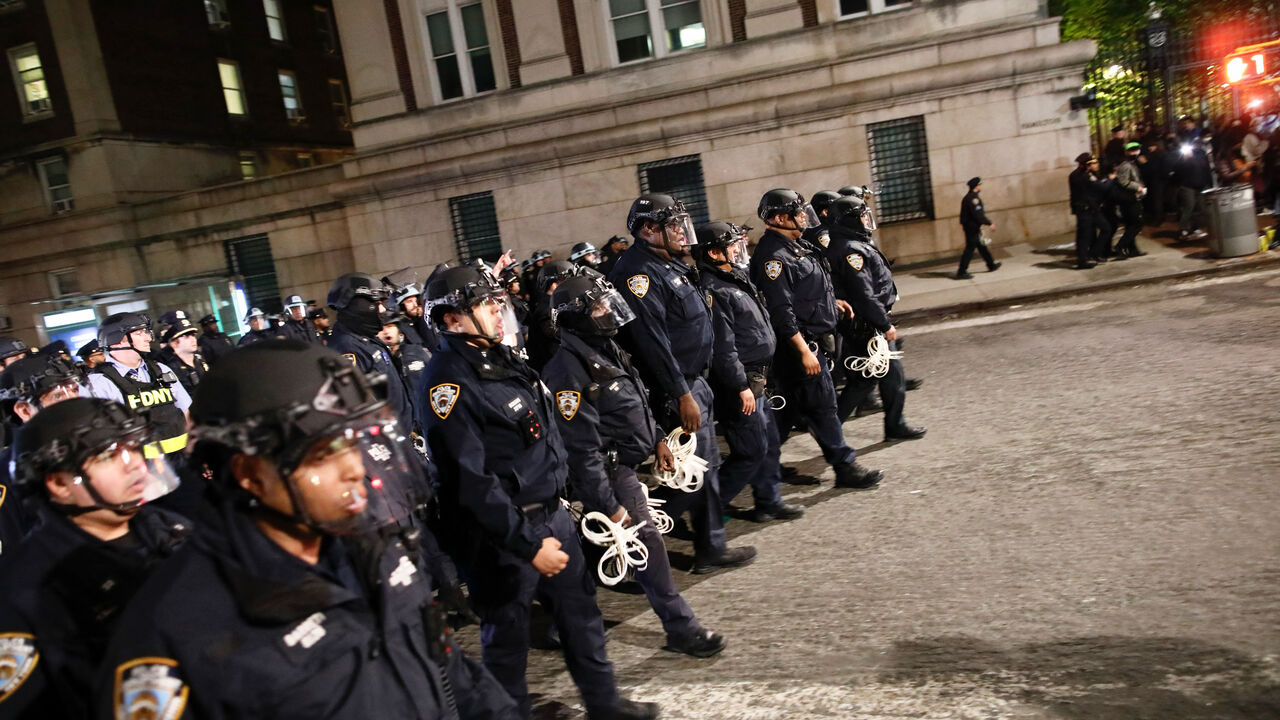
[866,116,934,224]
[637,155,709,225]
[449,192,503,262]
[224,235,282,312]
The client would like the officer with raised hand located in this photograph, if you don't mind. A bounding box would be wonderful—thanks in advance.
[326,272,416,432]
[95,341,516,720]
[196,314,235,364]
[154,312,210,396]
[750,189,883,489]
[279,294,318,344]
[419,266,658,720]
[694,222,802,523]
[542,274,727,658]
[0,397,188,717]
[827,195,926,443]
[608,193,756,575]
[236,307,283,346]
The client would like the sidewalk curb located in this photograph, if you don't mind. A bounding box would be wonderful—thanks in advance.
[894,251,1280,323]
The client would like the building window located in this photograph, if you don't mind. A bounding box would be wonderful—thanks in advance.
[449,191,502,262]
[239,152,257,180]
[48,269,79,298]
[264,0,288,42]
[607,0,705,65]
[637,155,709,225]
[205,0,231,26]
[224,235,282,316]
[37,157,73,214]
[218,59,247,116]
[836,0,911,19]
[425,2,496,101]
[295,152,314,168]
[278,70,304,121]
[315,6,336,53]
[866,116,934,224]
[328,78,350,128]
[8,44,52,118]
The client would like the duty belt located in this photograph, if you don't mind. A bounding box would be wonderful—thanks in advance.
[143,433,188,459]
[518,498,560,521]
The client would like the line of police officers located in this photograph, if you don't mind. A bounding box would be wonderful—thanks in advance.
[0,186,926,720]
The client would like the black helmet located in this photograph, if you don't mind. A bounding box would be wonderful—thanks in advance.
[626,193,681,234]
[693,221,751,266]
[551,275,636,338]
[425,265,503,325]
[810,190,841,215]
[757,188,819,229]
[569,242,599,267]
[0,350,87,405]
[838,185,867,199]
[0,337,30,363]
[11,397,178,513]
[327,272,388,311]
[829,195,872,231]
[537,260,578,296]
[529,249,552,263]
[98,312,152,348]
[605,234,629,250]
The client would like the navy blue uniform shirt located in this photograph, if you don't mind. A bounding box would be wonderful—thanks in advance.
[749,228,839,341]
[697,263,777,393]
[329,324,416,432]
[826,224,897,333]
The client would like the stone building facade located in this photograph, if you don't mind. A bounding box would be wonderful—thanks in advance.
[0,0,1094,346]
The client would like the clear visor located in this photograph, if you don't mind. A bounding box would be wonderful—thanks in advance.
[588,289,636,332]
[469,293,520,347]
[863,205,878,232]
[662,214,698,248]
[726,235,751,268]
[798,204,821,230]
[287,416,417,536]
[78,439,181,511]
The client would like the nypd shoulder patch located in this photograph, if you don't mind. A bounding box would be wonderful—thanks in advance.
[627,275,650,298]
[705,292,713,308]
[818,235,830,248]
[0,484,6,510]
[430,383,460,420]
[556,390,581,421]
[847,254,865,271]
[0,633,38,702]
[764,260,783,280]
[342,353,358,367]
[113,657,188,720]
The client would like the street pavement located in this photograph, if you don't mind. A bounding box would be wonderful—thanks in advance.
[490,261,1280,719]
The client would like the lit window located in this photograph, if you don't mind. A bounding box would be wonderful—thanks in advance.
[607,0,705,65]
[239,152,257,180]
[8,44,52,118]
[836,0,911,19]
[205,0,231,26]
[218,59,247,116]
[37,158,74,214]
[425,2,496,101]
[278,70,304,121]
[264,0,288,42]
[328,78,350,128]
[315,6,336,53]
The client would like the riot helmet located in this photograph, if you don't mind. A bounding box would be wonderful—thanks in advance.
[694,221,752,269]
[283,294,309,321]
[626,193,697,254]
[757,189,820,231]
[537,260,578,296]
[12,397,181,515]
[425,266,518,346]
[829,195,873,233]
[810,190,841,221]
[569,242,600,268]
[551,275,635,338]
[0,350,89,413]
[98,312,154,358]
[328,273,390,339]
[0,337,30,366]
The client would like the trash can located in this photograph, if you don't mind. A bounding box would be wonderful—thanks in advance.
[1203,184,1257,258]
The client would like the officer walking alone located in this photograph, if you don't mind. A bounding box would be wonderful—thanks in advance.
[956,177,1001,279]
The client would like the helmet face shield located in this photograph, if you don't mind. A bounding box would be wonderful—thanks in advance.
[662,213,698,249]
[587,288,635,334]
[78,439,181,513]
[797,203,821,230]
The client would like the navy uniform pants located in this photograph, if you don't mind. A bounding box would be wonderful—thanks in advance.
[467,505,619,717]
[838,338,907,433]
[775,347,857,468]
[613,465,700,639]
[651,376,727,562]
[716,390,784,510]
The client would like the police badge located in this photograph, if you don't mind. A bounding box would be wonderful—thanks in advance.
[847,254,864,271]
[626,275,650,298]
[429,383,460,420]
[0,633,38,702]
[764,260,782,280]
[556,390,580,421]
[113,657,188,720]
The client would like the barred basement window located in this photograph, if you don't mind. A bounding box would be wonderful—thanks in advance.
[637,155,709,225]
[224,234,282,314]
[866,116,933,224]
[449,191,503,262]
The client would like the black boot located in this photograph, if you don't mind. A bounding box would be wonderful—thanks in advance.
[587,698,661,720]
[835,463,882,489]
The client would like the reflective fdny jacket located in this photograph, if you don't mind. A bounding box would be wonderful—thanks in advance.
[541,331,660,516]
[96,502,517,720]
[91,359,189,458]
[697,263,777,393]
[826,224,897,333]
[329,324,416,433]
[749,228,839,341]
[0,505,188,718]
[607,242,712,403]
[420,337,567,563]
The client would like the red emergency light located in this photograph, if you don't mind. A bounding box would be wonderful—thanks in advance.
[1225,39,1279,85]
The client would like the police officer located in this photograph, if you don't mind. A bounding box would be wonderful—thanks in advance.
[0,349,89,554]
[97,341,517,720]
[237,307,283,346]
[419,266,658,720]
[569,241,602,270]
[521,248,552,296]
[389,281,441,350]
[326,273,416,433]
[542,274,727,657]
[379,311,432,410]
[279,294,318,344]
[750,189,883,489]
[0,397,188,717]
[197,314,236,364]
[154,312,211,396]
[1068,153,1108,269]
[76,339,106,368]
[524,260,579,371]
[0,337,31,368]
[694,222,802,522]
[827,196,926,443]
[609,193,757,574]
[803,190,841,250]
[956,177,1001,279]
[598,235,630,277]
[309,307,333,344]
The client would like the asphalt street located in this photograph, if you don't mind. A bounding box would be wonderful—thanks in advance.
[470,266,1280,719]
